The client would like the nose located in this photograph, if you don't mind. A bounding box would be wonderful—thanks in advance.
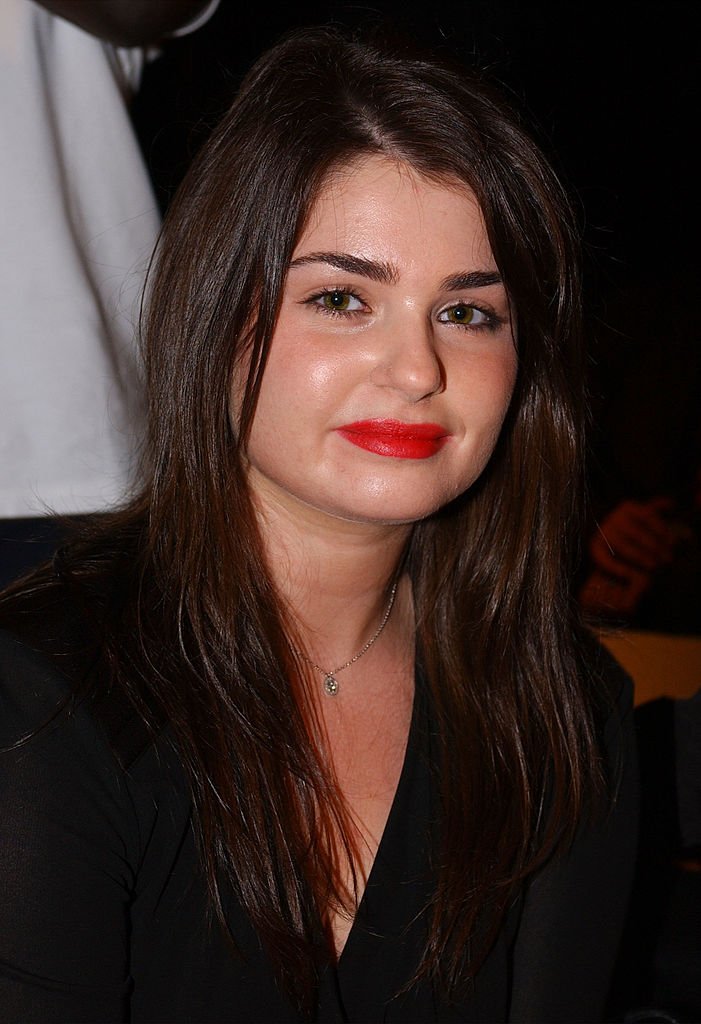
[371,315,444,402]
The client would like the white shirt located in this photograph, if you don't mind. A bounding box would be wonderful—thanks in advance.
[0,1,160,516]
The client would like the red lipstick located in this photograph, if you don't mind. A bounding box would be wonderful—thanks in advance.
[336,419,449,459]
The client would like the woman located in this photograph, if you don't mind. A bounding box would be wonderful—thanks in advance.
[0,27,636,1023]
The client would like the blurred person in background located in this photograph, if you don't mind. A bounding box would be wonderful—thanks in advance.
[0,0,215,588]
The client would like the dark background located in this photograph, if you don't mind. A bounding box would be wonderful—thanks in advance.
[134,0,701,528]
[135,1,698,292]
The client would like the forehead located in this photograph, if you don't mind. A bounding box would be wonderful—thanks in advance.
[294,155,494,267]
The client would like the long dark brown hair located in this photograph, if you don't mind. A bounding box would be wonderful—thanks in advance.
[2,26,602,1015]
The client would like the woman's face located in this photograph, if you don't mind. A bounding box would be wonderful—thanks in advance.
[236,155,517,527]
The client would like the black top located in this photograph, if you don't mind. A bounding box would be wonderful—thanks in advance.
[0,618,638,1023]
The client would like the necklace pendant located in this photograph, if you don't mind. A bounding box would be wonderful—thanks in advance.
[324,674,339,697]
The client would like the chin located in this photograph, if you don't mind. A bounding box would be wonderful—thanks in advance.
[327,489,466,526]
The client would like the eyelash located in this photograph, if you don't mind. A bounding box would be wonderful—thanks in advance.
[436,303,502,331]
[303,286,503,331]
[304,286,369,318]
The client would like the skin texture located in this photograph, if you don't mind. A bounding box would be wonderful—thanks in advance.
[241,155,517,534]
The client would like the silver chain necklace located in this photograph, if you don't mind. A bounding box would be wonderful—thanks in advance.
[291,581,398,696]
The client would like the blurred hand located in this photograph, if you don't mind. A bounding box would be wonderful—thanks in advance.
[591,497,679,575]
[580,497,688,618]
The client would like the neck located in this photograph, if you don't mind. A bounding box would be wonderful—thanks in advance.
[251,480,413,668]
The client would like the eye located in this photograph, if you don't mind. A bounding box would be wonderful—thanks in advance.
[313,289,365,313]
[437,302,492,327]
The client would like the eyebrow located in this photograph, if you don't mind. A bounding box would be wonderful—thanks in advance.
[288,251,502,291]
[439,270,503,291]
[288,252,399,284]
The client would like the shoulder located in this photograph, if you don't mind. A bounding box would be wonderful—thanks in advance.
[0,580,191,1015]
[508,633,638,1021]
[0,567,188,860]
[0,558,154,770]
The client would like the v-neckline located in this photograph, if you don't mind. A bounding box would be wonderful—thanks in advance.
[336,665,425,969]
[314,665,436,1024]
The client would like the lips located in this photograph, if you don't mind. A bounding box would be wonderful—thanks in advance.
[336,419,450,459]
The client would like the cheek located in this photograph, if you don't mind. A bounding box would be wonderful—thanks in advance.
[251,335,357,428]
[495,356,518,423]
[465,350,517,425]
[457,353,517,468]
[227,347,294,444]
[493,342,518,413]
[243,355,317,460]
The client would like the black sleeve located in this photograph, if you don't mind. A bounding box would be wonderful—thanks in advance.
[32,1,212,46]
[508,664,639,1023]
[0,632,137,1023]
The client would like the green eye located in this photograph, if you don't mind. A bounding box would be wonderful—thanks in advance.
[311,290,365,314]
[446,303,475,324]
[438,303,493,328]
[321,291,352,311]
